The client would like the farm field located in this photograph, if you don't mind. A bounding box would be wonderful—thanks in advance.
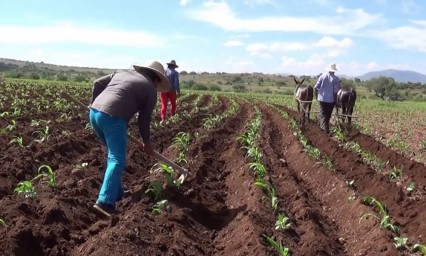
[0,81,426,256]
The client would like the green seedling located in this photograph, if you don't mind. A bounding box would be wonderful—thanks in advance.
[406,182,416,192]
[263,235,290,256]
[360,196,400,234]
[33,126,50,143]
[152,163,180,187]
[34,164,56,188]
[145,180,163,200]
[152,200,169,216]
[346,180,354,188]
[14,180,37,198]
[9,136,24,147]
[0,218,6,227]
[275,213,291,231]
[389,166,404,181]
[413,243,426,256]
[248,162,266,178]
[393,236,408,249]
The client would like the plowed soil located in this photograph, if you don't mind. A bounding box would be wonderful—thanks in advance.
[1,88,425,256]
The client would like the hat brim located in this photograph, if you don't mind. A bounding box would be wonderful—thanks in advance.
[167,62,179,68]
[133,65,171,92]
[328,68,337,72]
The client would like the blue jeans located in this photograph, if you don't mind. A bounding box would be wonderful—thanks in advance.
[89,108,127,208]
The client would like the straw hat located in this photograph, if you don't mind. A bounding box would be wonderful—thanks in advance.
[328,64,338,72]
[166,60,179,68]
[133,61,171,92]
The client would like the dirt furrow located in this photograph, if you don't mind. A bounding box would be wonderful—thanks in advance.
[277,105,426,248]
[258,104,405,255]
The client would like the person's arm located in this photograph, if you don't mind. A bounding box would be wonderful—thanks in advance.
[137,94,156,155]
[91,73,115,103]
[174,71,180,95]
[314,75,323,91]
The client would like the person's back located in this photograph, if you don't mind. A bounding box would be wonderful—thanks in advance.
[91,69,157,122]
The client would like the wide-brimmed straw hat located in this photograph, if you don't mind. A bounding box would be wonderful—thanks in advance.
[328,63,338,72]
[133,61,171,92]
[166,60,179,68]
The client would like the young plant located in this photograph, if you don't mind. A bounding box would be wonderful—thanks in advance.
[34,164,56,188]
[360,196,399,234]
[263,235,290,256]
[9,136,24,147]
[151,199,169,216]
[406,182,416,192]
[14,180,37,198]
[0,217,6,227]
[393,236,408,249]
[389,166,404,181]
[248,162,267,178]
[145,180,163,200]
[413,243,426,256]
[33,126,50,143]
[152,163,179,187]
[275,213,291,231]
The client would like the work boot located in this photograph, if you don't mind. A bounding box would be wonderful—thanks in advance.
[92,202,116,218]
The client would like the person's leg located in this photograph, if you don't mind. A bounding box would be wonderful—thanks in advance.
[95,113,127,209]
[170,92,177,116]
[160,92,169,121]
[319,101,327,132]
[89,109,106,145]
[323,102,334,134]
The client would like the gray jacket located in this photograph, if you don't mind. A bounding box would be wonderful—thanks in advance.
[90,69,157,143]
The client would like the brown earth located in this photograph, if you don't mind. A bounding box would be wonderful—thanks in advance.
[0,87,425,256]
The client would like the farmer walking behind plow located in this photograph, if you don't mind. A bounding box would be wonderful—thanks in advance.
[314,64,341,134]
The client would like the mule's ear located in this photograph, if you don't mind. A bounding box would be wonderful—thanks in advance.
[293,77,298,85]
[301,78,305,84]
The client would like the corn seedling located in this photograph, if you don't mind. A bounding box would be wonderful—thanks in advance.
[346,180,354,188]
[14,180,37,198]
[360,196,400,234]
[145,180,163,200]
[0,217,6,227]
[34,164,56,188]
[322,157,334,170]
[275,213,291,231]
[263,235,290,256]
[9,136,24,147]
[5,120,17,131]
[248,162,267,178]
[389,166,404,181]
[393,236,408,249]
[33,126,50,143]
[406,182,416,192]
[332,126,345,143]
[152,199,169,216]
[152,163,180,187]
[413,244,426,256]
[255,179,278,212]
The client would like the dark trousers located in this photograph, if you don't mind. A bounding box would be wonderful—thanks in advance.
[319,101,335,134]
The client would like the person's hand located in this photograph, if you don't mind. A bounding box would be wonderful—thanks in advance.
[142,142,155,156]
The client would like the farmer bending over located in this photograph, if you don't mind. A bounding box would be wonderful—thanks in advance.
[89,61,170,217]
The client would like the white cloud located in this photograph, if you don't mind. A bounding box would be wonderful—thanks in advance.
[188,2,383,35]
[402,0,421,14]
[223,40,244,47]
[0,23,165,48]
[313,36,353,48]
[244,0,277,7]
[180,0,191,6]
[373,22,426,52]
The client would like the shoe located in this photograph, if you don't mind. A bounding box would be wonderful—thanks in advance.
[92,203,116,218]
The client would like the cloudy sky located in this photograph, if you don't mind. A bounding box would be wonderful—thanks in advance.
[0,0,425,76]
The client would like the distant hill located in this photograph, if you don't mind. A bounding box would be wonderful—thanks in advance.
[357,69,426,84]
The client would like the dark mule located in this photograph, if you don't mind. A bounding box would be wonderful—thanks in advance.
[336,87,357,124]
[294,77,314,125]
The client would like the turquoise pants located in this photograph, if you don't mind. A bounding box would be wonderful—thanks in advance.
[89,108,127,208]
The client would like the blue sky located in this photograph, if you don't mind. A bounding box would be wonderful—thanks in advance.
[1,0,425,76]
